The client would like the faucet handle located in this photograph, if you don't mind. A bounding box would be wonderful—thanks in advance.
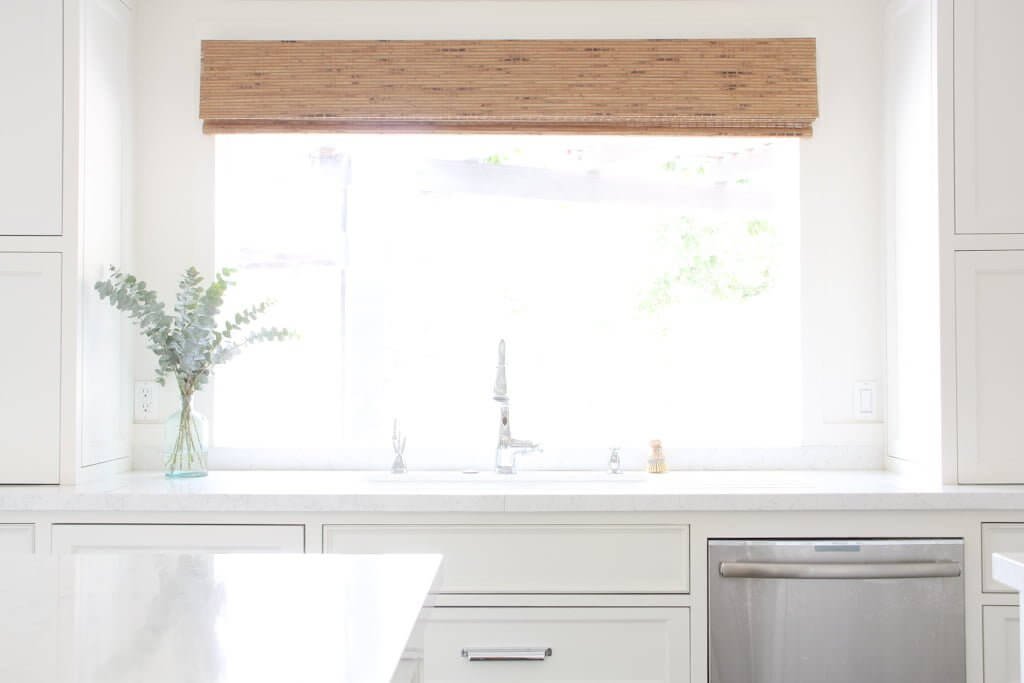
[608,447,622,475]
[391,418,408,474]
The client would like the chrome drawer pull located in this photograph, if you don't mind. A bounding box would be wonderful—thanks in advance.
[461,647,552,662]
[719,560,962,580]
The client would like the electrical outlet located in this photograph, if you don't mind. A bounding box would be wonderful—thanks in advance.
[134,381,160,423]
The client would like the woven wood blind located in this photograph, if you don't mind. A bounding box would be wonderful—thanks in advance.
[200,39,818,136]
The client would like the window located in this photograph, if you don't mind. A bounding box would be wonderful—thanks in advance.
[214,134,800,468]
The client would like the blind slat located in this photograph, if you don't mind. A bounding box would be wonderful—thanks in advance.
[200,39,818,137]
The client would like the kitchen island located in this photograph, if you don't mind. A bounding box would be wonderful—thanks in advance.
[0,553,441,683]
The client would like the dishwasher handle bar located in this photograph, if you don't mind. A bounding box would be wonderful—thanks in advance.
[719,560,962,580]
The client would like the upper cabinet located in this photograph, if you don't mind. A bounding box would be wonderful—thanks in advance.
[954,0,1024,235]
[0,0,63,236]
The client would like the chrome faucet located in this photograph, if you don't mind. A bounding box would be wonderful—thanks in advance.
[493,340,542,474]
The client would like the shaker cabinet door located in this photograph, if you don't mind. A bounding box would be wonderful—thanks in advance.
[0,253,61,483]
[956,251,1024,483]
[0,0,63,235]
[954,0,1024,234]
[983,606,1020,683]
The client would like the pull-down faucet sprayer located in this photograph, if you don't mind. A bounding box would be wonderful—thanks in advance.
[493,340,541,474]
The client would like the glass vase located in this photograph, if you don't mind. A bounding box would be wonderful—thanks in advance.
[164,395,209,478]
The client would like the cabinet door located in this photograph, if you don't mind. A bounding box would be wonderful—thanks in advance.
[0,253,61,484]
[50,524,305,554]
[955,0,1024,234]
[424,607,689,683]
[0,0,62,235]
[984,606,1020,683]
[956,251,1024,483]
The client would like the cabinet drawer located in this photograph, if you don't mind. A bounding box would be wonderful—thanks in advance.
[983,524,1024,592]
[424,607,689,683]
[0,524,34,553]
[984,605,1019,683]
[323,524,689,593]
[51,524,304,553]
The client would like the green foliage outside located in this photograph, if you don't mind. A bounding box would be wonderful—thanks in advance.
[640,216,778,313]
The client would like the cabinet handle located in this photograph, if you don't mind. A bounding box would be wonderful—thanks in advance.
[461,647,552,661]
[719,560,962,580]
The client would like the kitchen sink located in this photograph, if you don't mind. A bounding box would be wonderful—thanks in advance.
[368,471,647,484]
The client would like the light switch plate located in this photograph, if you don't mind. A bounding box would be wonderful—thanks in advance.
[853,381,878,421]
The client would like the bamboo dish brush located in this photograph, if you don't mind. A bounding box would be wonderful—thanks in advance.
[647,439,668,474]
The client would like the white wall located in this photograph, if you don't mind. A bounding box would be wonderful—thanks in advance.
[80,0,135,475]
[882,0,942,480]
[132,0,885,469]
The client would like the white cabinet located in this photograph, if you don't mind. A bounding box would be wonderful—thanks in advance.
[955,251,1024,483]
[0,0,63,236]
[0,524,35,554]
[50,524,305,553]
[0,253,61,484]
[955,0,1024,235]
[323,524,690,594]
[423,607,690,683]
[984,606,1020,683]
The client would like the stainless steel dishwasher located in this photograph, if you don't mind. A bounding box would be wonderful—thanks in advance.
[708,539,964,683]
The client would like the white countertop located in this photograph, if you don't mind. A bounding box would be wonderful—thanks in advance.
[0,553,440,683]
[993,553,1024,593]
[3,469,1024,512]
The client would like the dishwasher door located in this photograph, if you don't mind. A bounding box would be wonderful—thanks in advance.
[708,539,964,683]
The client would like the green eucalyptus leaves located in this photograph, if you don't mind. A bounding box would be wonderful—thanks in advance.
[94,266,293,397]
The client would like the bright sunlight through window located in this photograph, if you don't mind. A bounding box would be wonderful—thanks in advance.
[214,134,801,469]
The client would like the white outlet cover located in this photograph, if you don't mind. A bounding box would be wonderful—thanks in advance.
[133,381,160,423]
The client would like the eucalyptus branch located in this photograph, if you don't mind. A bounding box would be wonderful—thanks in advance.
[95,266,295,393]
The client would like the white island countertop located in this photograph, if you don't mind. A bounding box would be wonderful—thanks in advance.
[0,552,440,683]
[3,469,1024,512]
[993,553,1024,593]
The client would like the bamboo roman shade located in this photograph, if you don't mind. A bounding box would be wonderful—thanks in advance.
[200,39,818,136]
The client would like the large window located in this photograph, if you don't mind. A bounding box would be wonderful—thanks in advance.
[214,134,800,469]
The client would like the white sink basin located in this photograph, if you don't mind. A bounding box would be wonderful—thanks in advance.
[369,471,647,484]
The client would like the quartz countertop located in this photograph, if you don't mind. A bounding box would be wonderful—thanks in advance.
[0,553,440,683]
[3,469,1024,512]
[993,553,1024,593]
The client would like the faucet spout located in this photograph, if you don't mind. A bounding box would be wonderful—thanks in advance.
[491,340,541,474]
[493,339,508,403]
